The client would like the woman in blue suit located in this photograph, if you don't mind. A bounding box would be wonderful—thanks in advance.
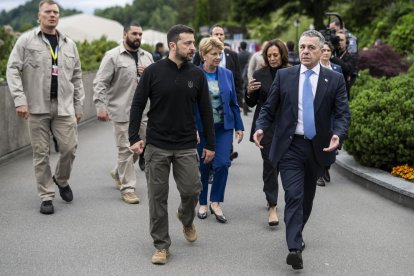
[196,37,244,223]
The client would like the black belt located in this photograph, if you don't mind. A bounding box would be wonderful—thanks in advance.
[294,134,311,140]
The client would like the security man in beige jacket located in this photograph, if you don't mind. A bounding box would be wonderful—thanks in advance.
[93,22,153,204]
[6,0,84,215]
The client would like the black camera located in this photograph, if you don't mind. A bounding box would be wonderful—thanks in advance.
[319,13,343,50]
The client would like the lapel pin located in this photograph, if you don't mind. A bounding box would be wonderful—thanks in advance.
[324,78,328,82]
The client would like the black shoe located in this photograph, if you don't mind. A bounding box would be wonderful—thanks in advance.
[209,204,227,223]
[229,151,238,161]
[286,251,303,270]
[53,176,73,202]
[316,177,325,186]
[323,169,331,182]
[138,154,145,171]
[197,211,208,219]
[40,200,54,215]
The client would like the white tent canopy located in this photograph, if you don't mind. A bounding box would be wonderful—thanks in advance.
[28,14,167,46]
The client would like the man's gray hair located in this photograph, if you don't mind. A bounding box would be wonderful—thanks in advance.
[300,30,325,48]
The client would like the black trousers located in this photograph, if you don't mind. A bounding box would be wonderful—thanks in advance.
[260,143,279,207]
[278,136,323,251]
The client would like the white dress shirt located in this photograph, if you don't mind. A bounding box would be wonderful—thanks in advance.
[295,64,320,135]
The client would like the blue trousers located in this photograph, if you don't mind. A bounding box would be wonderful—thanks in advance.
[197,124,233,205]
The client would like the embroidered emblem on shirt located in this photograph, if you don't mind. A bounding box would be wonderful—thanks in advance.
[188,81,193,88]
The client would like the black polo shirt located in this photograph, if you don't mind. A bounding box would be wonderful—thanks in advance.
[129,58,215,151]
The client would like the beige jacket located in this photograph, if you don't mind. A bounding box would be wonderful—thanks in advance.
[6,27,85,115]
[93,43,153,122]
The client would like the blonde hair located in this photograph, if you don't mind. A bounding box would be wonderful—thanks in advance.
[198,37,224,60]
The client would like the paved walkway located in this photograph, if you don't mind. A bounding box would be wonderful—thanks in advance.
[1,113,414,275]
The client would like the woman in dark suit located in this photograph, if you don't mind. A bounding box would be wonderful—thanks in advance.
[245,39,289,226]
[317,41,343,186]
[196,37,244,223]
[320,41,342,73]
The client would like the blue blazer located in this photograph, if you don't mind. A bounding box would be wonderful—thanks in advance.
[256,65,350,167]
[331,62,342,73]
[196,66,244,132]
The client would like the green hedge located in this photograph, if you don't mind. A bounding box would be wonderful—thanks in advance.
[345,71,414,169]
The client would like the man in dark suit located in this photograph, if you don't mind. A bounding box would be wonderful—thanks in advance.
[193,24,243,161]
[253,30,350,270]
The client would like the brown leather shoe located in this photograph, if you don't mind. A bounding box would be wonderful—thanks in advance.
[152,249,170,265]
[177,211,197,242]
[121,192,140,204]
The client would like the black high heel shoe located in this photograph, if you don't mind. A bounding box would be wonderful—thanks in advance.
[197,209,208,219]
[209,204,227,223]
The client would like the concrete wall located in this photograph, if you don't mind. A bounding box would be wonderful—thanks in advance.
[0,71,97,163]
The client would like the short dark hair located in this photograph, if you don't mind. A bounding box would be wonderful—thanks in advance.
[209,24,224,35]
[155,42,164,50]
[324,41,334,52]
[262,39,289,68]
[167,24,194,47]
[239,41,247,50]
[286,41,295,51]
[124,21,141,33]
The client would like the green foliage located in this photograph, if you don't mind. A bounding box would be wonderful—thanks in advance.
[349,70,383,100]
[388,13,414,56]
[345,72,414,169]
[95,0,181,32]
[0,26,17,83]
[76,37,118,72]
[0,0,80,32]
[351,2,414,50]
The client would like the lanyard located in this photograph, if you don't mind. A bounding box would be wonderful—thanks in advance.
[49,44,58,63]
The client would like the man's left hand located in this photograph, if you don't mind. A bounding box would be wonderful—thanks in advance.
[202,149,215,164]
[75,114,82,122]
[323,135,340,152]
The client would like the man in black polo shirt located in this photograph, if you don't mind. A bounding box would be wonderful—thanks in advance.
[129,24,215,265]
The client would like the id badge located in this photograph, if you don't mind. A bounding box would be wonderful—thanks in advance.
[52,64,58,76]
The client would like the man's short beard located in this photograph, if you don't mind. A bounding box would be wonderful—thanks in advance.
[175,50,192,62]
[126,38,140,50]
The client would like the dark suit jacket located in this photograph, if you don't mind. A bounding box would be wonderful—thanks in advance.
[193,49,243,105]
[255,65,350,167]
[245,67,277,144]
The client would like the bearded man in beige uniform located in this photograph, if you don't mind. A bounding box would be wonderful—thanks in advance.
[93,22,153,204]
[6,0,85,215]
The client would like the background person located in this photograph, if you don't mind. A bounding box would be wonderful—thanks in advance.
[152,42,164,62]
[247,41,268,80]
[196,37,244,223]
[331,30,358,99]
[238,41,252,115]
[317,41,342,187]
[245,39,290,227]
[93,21,153,204]
[6,0,84,215]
